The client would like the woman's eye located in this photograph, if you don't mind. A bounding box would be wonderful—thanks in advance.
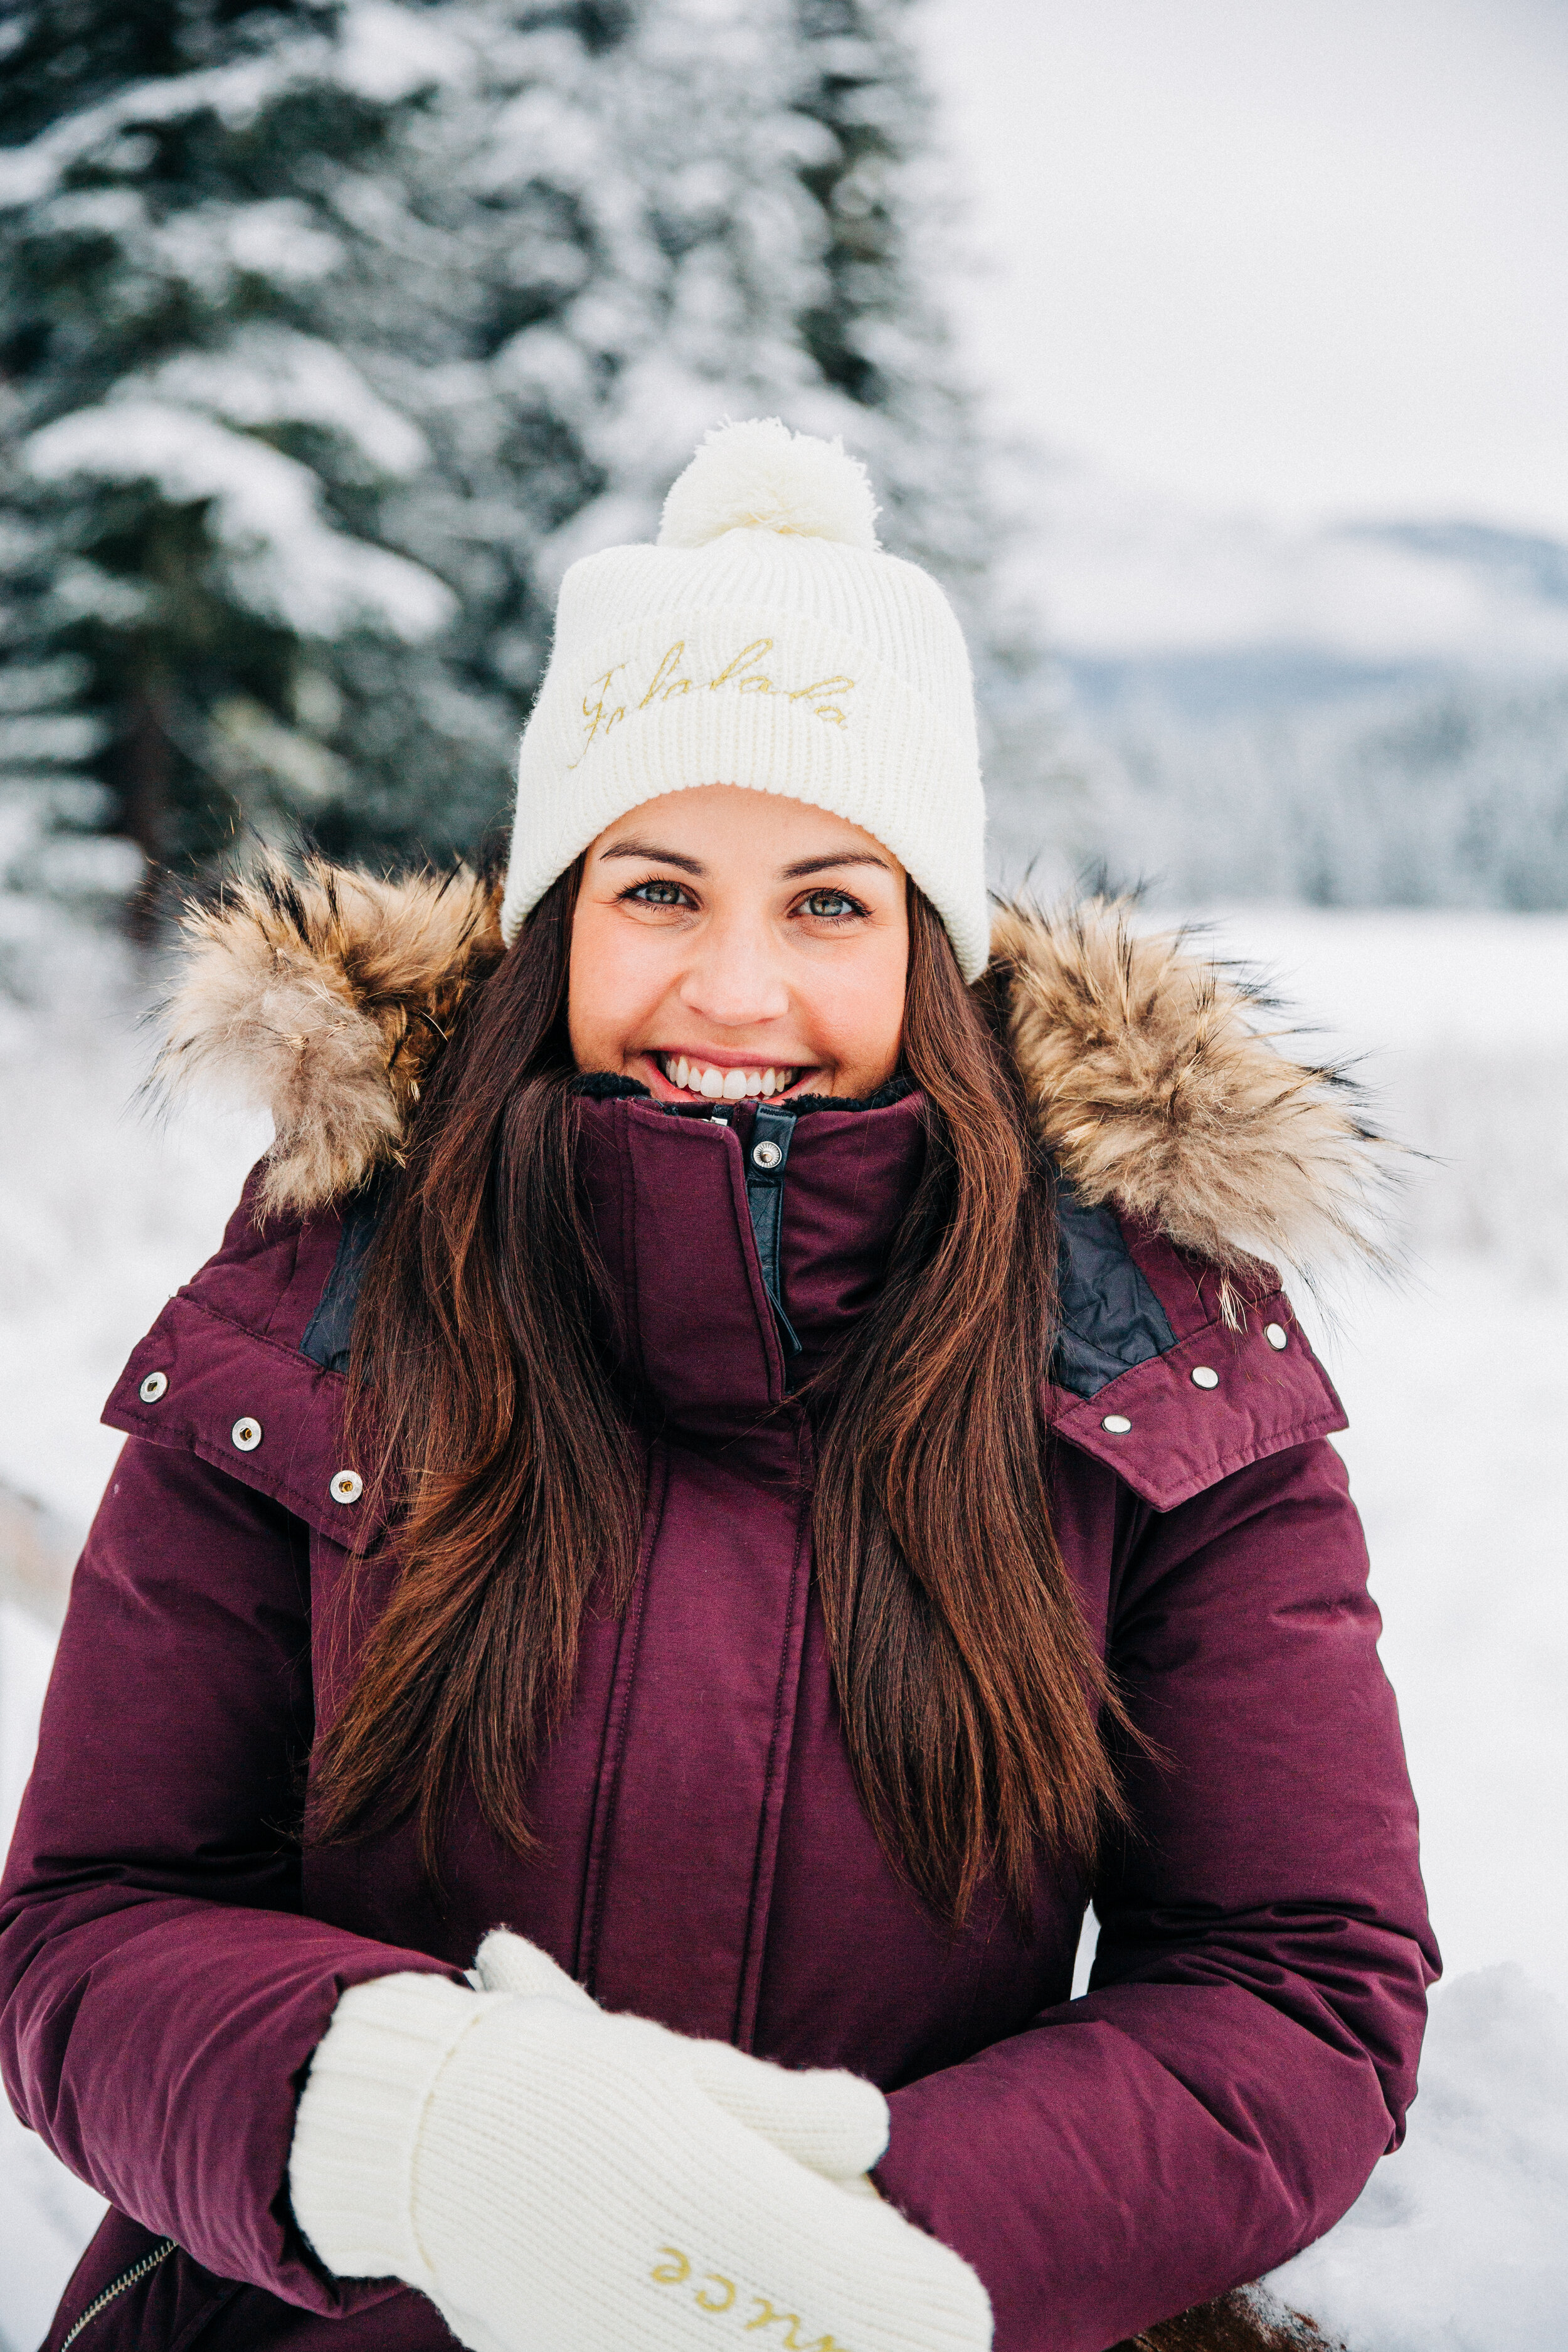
[624,877,689,908]
[802,889,861,920]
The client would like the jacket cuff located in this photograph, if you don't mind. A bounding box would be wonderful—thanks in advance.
[288,1971,487,2289]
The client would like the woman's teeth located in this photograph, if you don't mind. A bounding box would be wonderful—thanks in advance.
[658,1056,800,1101]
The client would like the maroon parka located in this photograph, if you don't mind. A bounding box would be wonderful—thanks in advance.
[0,881,1436,2352]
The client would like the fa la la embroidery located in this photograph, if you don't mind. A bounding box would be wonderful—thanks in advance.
[570,638,857,767]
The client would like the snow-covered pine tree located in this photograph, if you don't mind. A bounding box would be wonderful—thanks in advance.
[339,0,833,856]
[504,0,1050,784]
[0,462,121,930]
[0,0,1049,914]
[0,0,482,913]
[408,0,1054,810]
[793,0,988,584]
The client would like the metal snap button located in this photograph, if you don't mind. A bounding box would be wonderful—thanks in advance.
[329,1470,363,1505]
[1101,1413,1132,1434]
[1191,1366,1220,1389]
[139,1370,169,1404]
[1264,1322,1289,1350]
[231,1417,263,1452]
[751,1139,783,1170]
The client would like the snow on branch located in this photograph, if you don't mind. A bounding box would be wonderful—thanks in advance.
[25,403,454,642]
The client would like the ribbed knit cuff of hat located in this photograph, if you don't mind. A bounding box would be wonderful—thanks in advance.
[289,1971,488,2288]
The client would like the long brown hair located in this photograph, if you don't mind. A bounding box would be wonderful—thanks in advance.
[311,871,1126,1926]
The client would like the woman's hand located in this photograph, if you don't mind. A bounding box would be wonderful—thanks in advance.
[469,1926,888,2190]
[289,1968,990,2352]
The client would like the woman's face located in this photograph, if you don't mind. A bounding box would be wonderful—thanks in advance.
[568,785,908,1101]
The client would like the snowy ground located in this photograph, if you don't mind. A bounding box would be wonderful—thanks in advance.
[1,899,1565,2349]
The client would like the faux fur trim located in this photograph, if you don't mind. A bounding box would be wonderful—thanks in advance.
[156,860,1394,1274]
[992,898,1394,1280]
[157,856,502,1217]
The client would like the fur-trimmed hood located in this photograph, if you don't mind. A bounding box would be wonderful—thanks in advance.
[157,857,1392,1277]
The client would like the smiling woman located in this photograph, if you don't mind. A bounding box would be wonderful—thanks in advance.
[569,787,909,1104]
[0,421,1434,2352]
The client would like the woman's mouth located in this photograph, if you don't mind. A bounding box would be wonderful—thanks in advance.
[654,1054,802,1102]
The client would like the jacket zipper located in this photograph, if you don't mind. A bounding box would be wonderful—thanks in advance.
[737,1103,802,1359]
[58,2240,176,2349]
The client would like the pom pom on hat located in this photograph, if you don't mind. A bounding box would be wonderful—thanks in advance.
[658,416,880,553]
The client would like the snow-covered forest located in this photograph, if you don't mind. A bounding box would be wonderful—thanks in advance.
[3,0,1567,2346]
[991,485,1568,912]
[0,0,1044,914]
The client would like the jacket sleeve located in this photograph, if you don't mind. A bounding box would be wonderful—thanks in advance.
[0,1439,464,2311]
[871,1436,1438,2352]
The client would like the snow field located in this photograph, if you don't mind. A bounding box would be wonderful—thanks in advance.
[2,904,1566,2347]
[1173,909,1568,2346]
[1269,1964,1568,2352]
[1193,908,1568,2000]
[0,896,271,1532]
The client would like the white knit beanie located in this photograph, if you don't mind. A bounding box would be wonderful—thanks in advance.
[499,418,989,982]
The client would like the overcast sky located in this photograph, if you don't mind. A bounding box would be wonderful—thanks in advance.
[916,0,1568,533]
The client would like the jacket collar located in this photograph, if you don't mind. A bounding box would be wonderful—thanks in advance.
[101,1073,1349,1530]
[575,1088,927,1445]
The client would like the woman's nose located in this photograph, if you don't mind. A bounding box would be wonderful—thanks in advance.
[677,926,792,1029]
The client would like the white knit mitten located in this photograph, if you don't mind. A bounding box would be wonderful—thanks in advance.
[469,1927,884,2188]
[289,1972,991,2352]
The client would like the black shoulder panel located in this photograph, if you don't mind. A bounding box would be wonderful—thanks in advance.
[1049,1185,1176,1399]
[300,1172,398,1374]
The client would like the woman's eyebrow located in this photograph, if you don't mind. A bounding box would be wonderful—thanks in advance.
[598,842,888,879]
[780,852,889,877]
[598,839,704,874]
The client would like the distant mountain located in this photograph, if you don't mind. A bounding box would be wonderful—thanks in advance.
[1350,521,1568,610]
[1000,456,1568,678]
[985,457,1568,909]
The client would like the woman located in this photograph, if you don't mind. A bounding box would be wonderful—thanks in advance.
[1,420,1434,2352]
